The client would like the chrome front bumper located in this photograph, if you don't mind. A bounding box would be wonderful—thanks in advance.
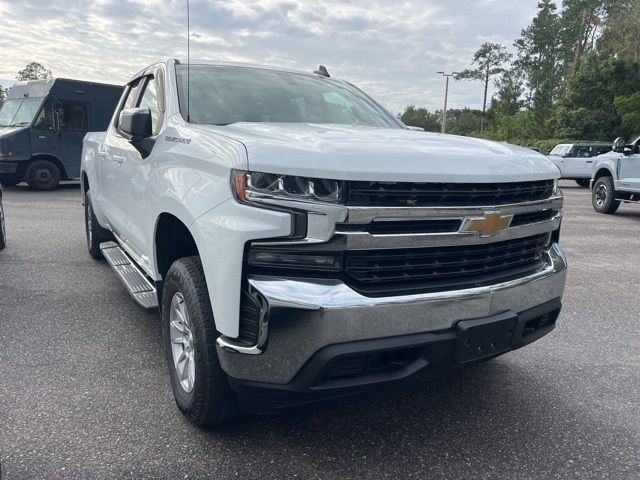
[217,243,567,384]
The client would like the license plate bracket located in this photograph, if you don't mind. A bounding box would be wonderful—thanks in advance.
[455,311,517,363]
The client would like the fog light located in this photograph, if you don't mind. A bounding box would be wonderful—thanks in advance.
[247,249,341,271]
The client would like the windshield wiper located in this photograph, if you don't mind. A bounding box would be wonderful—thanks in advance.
[9,122,31,127]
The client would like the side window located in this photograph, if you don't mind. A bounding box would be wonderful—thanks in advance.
[573,146,591,158]
[116,78,144,130]
[33,99,56,130]
[59,103,88,132]
[138,76,162,135]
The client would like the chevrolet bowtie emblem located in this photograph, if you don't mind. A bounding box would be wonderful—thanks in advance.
[461,211,513,237]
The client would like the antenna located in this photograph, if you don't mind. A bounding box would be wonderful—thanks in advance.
[186,0,191,122]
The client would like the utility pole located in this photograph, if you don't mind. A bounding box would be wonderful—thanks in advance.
[437,72,458,134]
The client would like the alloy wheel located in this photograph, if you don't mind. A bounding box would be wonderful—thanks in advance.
[169,292,196,393]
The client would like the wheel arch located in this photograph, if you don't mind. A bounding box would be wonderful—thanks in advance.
[154,212,200,278]
[593,166,614,181]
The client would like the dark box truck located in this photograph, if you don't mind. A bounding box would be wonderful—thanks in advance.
[0,78,123,189]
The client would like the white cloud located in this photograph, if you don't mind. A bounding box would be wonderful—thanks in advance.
[0,0,538,113]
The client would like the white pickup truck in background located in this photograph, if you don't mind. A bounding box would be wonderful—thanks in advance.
[81,59,567,426]
[591,136,640,214]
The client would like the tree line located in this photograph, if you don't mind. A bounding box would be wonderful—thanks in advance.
[401,0,640,152]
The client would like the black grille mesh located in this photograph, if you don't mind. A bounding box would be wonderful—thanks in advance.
[344,233,549,295]
[347,180,555,207]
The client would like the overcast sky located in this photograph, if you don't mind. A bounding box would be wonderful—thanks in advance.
[0,0,538,114]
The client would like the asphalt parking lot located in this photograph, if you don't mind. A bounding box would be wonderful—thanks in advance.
[0,181,638,479]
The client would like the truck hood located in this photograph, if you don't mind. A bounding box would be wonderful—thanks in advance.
[0,125,29,139]
[199,123,560,182]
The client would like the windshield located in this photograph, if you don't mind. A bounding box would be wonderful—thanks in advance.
[0,97,44,127]
[176,65,400,128]
[549,144,571,156]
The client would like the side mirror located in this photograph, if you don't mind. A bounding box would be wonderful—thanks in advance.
[119,108,152,141]
[613,137,626,152]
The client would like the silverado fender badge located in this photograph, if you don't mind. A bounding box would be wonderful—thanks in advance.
[165,136,191,144]
[460,211,513,237]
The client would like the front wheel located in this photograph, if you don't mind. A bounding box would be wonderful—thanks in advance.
[592,176,620,214]
[26,159,61,190]
[84,191,111,259]
[162,256,240,427]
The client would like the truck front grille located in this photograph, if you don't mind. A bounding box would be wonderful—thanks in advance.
[344,233,549,296]
[347,180,555,207]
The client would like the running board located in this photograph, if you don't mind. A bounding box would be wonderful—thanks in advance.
[100,241,159,313]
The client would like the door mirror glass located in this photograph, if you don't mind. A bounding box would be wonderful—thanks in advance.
[119,107,152,140]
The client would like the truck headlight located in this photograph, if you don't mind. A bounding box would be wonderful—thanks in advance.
[232,170,345,204]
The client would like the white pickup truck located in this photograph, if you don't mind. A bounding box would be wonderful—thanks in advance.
[81,59,567,426]
[591,136,640,213]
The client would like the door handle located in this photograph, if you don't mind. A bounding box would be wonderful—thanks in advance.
[586,160,593,163]
[112,155,125,166]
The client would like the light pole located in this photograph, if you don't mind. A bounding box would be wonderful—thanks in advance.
[437,71,458,134]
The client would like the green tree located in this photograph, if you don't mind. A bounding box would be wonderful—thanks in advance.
[16,62,52,81]
[599,0,640,61]
[554,52,640,139]
[560,0,605,76]
[400,105,441,132]
[456,42,511,133]
[492,69,525,116]
[514,0,563,134]
[445,108,483,136]
[614,92,640,136]
[0,87,7,108]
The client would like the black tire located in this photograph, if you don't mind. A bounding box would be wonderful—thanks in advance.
[575,179,590,188]
[592,176,620,214]
[0,200,6,250]
[26,159,61,190]
[84,191,111,259]
[0,174,21,187]
[162,256,240,426]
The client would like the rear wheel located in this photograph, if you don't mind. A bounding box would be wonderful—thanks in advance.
[26,159,61,190]
[592,176,620,214]
[575,179,590,188]
[162,256,240,427]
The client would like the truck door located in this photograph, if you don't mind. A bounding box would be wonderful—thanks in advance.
[562,145,592,178]
[30,98,62,161]
[102,73,163,268]
[57,101,90,179]
[619,144,640,191]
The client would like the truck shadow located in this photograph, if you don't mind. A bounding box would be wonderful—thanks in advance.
[3,181,80,192]
[206,359,632,476]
